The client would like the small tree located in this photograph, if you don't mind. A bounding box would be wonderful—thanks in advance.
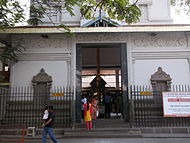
[171,0,190,15]
[0,0,25,29]
[0,0,25,64]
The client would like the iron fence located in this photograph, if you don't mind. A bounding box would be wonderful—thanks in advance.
[0,86,74,128]
[130,85,190,127]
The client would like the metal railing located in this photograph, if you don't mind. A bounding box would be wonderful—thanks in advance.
[0,86,74,128]
[130,85,190,127]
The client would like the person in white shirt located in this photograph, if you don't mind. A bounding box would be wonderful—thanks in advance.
[43,105,49,120]
[81,95,87,119]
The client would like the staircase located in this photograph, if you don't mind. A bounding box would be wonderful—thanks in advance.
[63,118,142,138]
[1,118,190,140]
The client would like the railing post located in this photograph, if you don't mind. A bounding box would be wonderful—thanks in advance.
[129,85,134,128]
[71,86,75,129]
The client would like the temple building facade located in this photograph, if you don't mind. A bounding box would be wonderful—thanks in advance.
[0,0,190,126]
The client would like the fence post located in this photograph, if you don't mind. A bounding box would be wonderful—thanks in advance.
[71,86,75,129]
[0,88,9,124]
[129,85,134,128]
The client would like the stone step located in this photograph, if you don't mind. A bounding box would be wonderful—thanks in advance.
[64,128,141,135]
[63,127,190,138]
[75,118,130,128]
[0,128,142,139]
[74,123,130,128]
[0,128,64,136]
[63,133,142,138]
[1,127,190,139]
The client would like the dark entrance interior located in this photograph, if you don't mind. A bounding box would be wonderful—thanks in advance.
[82,45,122,119]
[76,43,129,123]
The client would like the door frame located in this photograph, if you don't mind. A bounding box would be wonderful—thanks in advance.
[76,43,129,123]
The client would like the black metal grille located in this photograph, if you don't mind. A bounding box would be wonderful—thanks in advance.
[130,85,190,127]
[0,86,74,128]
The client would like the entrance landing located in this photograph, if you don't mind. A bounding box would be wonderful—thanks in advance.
[65,119,141,138]
[75,118,130,129]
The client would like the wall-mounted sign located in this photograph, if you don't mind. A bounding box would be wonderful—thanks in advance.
[163,92,190,117]
[51,93,65,96]
[140,91,153,95]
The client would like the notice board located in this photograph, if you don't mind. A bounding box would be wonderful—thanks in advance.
[163,92,190,117]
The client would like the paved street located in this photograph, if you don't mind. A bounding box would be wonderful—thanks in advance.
[25,138,190,143]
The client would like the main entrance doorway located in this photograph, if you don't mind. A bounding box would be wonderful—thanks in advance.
[76,43,129,123]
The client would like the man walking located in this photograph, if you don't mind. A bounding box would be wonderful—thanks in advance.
[42,105,58,143]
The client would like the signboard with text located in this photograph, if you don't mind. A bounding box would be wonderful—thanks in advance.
[140,91,153,96]
[163,92,190,117]
[51,93,65,96]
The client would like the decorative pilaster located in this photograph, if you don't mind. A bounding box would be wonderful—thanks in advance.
[32,69,53,106]
[150,67,172,91]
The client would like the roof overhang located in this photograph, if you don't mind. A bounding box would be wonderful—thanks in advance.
[0,25,190,34]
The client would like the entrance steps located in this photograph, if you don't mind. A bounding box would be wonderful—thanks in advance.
[1,127,190,139]
[64,118,141,138]
[63,118,190,138]
[1,118,190,139]
[64,128,142,138]
[75,118,130,128]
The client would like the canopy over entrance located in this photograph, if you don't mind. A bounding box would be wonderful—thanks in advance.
[82,16,120,27]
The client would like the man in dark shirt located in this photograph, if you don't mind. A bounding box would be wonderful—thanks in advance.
[104,93,112,118]
[42,105,58,143]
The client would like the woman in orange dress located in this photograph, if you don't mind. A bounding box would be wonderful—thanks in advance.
[84,100,93,131]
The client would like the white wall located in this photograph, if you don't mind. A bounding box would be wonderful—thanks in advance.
[134,59,190,85]
[40,6,81,26]
[11,61,68,87]
[149,0,171,21]
[62,6,81,23]
[10,32,190,89]
[37,0,172,26]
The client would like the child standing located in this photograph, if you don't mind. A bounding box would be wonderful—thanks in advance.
[84,99,93,131]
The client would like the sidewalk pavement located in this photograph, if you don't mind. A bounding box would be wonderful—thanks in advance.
[25,137,190,143]
[23,133,190,143]
[1,133,190,143]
